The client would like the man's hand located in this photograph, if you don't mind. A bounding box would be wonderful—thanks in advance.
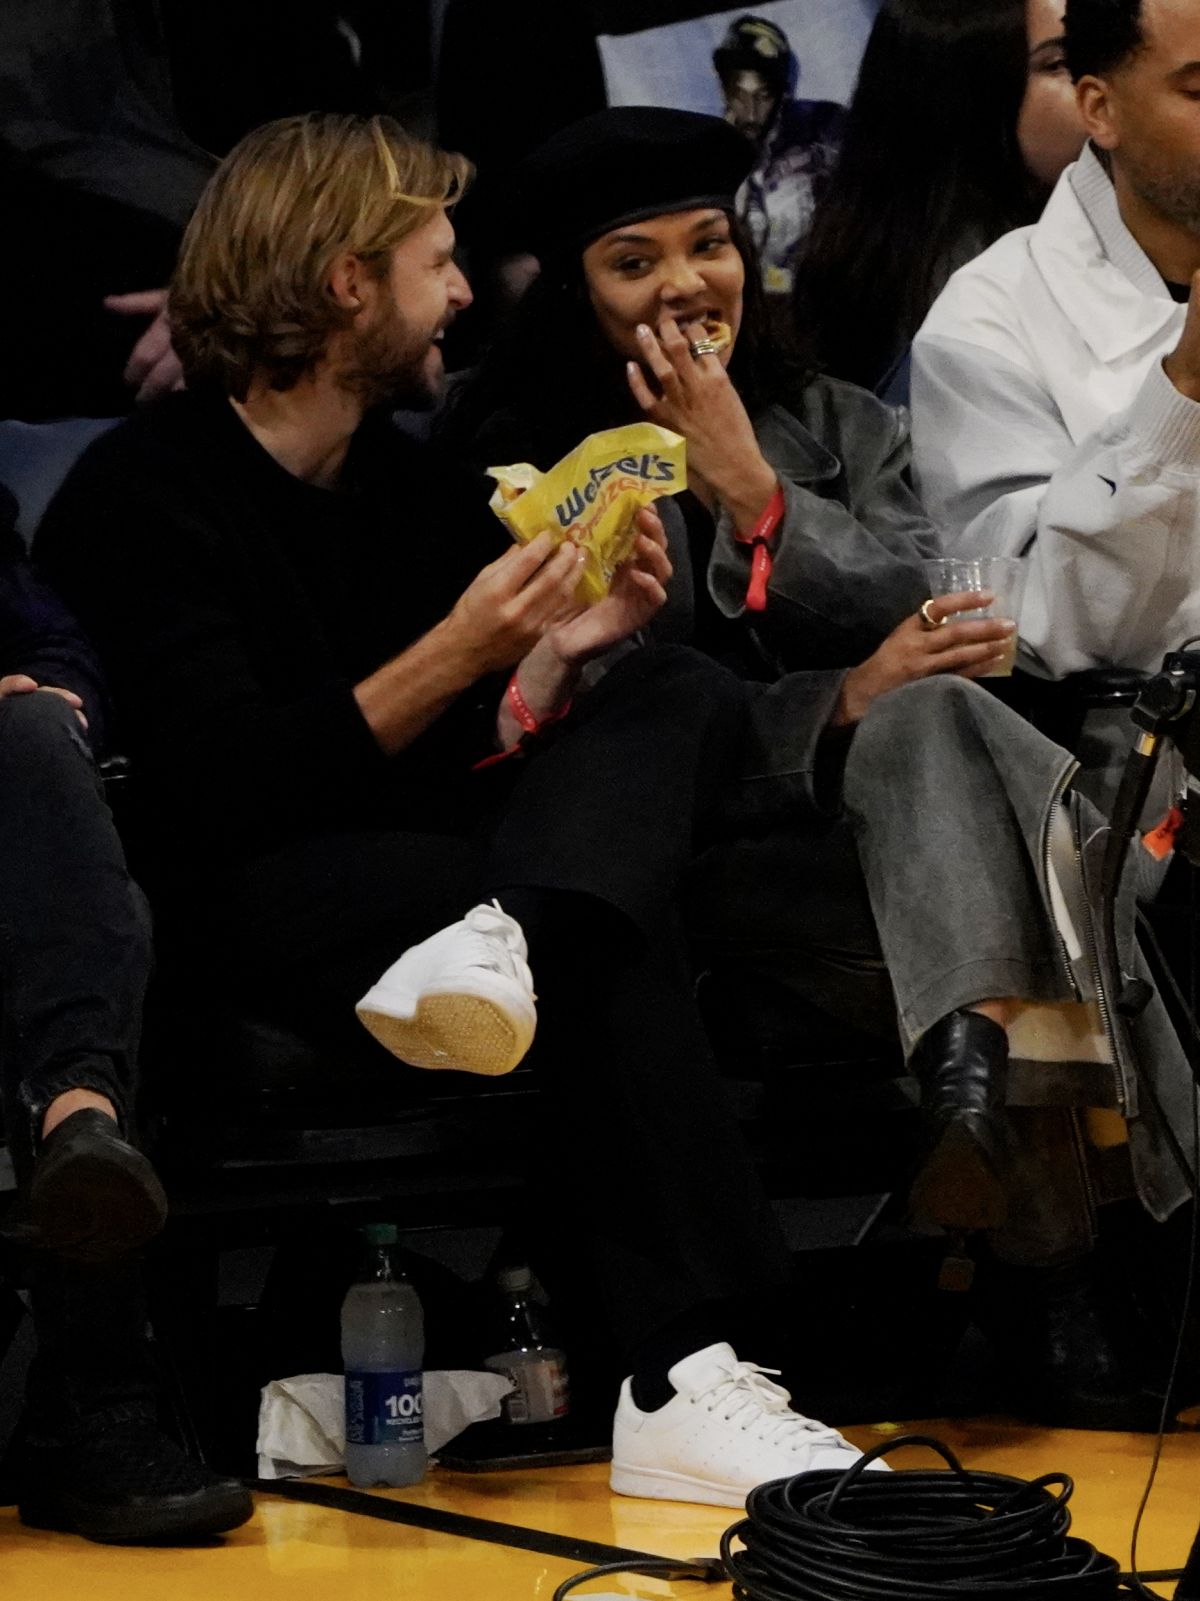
[104,289,185,404]
[832,592,1015,726]
[0,675,88,728]
[440,532,586,675]
[353,534,586,755]
[547,507,672,667]
[1163,269,1200,403]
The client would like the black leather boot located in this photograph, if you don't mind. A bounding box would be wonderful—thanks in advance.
[977,1257,1166,1431]
[909,1009,1010,1232]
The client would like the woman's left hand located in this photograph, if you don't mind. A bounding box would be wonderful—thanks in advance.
[831,593,1016,726]
[547,507,673,667]
[626,317,777,528]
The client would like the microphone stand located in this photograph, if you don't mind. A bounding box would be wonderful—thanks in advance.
[1098,649,1200,1041]
[1097,649,1200,1601]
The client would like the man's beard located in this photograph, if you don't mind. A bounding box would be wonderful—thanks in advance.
[339,303,442,411]
[1125,146,1200,237]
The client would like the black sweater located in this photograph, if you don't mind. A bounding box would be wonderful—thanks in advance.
[35,391,509,862]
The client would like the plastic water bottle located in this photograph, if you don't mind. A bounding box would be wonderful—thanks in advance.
[341,1223,426,1487]
[484,1265,570,1425]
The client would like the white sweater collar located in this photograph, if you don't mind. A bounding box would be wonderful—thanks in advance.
[1030,143,1179,365]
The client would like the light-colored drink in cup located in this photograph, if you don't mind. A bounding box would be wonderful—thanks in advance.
[922,557,1027,678]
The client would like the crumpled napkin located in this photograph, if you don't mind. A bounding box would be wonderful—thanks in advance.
[256,1370,513,1479]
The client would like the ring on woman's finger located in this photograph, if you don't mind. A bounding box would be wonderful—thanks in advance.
[688,338,722,359]
[918,598,943,632]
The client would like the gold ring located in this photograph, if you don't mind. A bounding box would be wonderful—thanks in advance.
[919,598,942,632]
[688,338,722,359]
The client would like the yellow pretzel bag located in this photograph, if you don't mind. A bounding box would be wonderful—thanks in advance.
[488,424,687,605]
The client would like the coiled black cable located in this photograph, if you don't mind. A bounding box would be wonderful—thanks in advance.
[720,1436,1123,1600]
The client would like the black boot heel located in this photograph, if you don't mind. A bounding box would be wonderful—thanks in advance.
[909,1010,1010,1231]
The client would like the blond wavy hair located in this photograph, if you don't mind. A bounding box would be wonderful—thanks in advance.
[171,113,472,399]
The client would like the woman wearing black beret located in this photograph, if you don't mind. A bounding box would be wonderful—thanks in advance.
[444,107,1194,1447]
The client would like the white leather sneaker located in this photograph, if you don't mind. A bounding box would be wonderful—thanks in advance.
[610,1342,886,1508]
[355,901,536,1075]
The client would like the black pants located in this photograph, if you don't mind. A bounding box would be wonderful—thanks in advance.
[195,647,795,1359]
[0,691,151,1186]
[0,691,156,1443]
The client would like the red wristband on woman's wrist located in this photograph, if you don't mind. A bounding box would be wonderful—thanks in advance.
[506,671,573,735]
[733,484,784,613]
[472,672,574,771]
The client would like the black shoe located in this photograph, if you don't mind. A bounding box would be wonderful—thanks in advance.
[25,1110,168,1263]
[980,1258,1166,1432]
[909,1010,1010,1231]
[18,1421,253,1544]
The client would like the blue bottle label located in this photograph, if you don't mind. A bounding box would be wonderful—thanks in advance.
[344,1370,423,1446]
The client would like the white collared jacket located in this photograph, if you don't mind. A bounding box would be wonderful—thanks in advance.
[911,144,1200,677]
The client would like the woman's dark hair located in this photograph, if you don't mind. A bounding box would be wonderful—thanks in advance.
[1063,0,1145,81]
[442,213,800,467]
[790,0,1042,393]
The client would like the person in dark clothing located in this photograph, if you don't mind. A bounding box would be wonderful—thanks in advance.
[0,486,150,1240]
[36,112,889,1510]
[0,483,252,1542]
[0,1,217,417]
[0,144,184,420]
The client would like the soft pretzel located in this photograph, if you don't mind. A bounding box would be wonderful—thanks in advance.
[700,317,732,352]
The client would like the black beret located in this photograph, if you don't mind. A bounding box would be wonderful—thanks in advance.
[510,106,755,262]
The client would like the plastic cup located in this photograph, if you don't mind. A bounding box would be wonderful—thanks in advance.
[922,556,1026,677]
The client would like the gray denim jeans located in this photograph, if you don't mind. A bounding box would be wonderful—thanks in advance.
[844,675,1078,1054]
[689,675,1094,1265]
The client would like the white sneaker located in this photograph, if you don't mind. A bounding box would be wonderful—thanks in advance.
[355,902,536,1075]
[610,1342,887,1508]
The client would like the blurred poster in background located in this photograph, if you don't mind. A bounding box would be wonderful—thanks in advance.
[597,1,879,294]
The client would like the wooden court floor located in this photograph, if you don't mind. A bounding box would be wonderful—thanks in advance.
[3,1416,1199,1599]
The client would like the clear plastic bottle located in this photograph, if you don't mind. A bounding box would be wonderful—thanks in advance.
[484,1265,570,1425]
[341,1223,426,1487]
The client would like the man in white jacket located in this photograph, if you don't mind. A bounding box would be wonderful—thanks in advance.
[912,0,1200,679]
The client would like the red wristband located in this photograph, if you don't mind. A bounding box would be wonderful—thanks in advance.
[733,483,784,613]
[506,671,573,735]
[472,673,574,772]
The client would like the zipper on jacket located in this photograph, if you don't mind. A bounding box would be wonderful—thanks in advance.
[1043,789,1130,1116]
[1042,766,1084,1002]
[1076,813,1126,1116]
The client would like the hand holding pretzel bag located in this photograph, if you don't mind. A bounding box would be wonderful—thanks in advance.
[488,423,687,606]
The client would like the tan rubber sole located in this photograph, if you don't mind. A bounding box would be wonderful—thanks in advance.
[356,991,531,1075]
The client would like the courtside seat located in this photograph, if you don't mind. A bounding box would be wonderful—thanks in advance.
[146,1001,545,1235]
[149,984,912,1221]
[995,665,1148,752]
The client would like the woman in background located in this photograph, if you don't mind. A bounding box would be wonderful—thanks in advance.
[790,0,1085,401]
